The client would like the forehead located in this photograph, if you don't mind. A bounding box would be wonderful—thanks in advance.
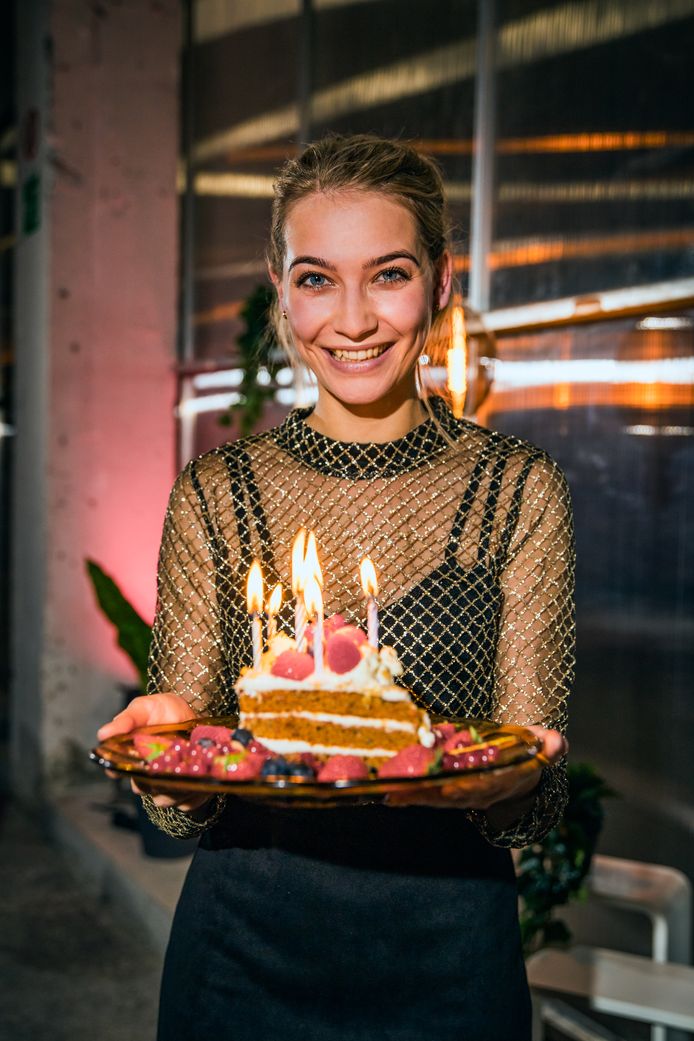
[282,190,421,266]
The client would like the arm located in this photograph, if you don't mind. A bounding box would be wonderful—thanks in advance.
[471,451,575,847]
[141,461,233,838]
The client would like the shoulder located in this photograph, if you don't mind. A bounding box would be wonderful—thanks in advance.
[455,416,565,477]
[168,427,280,502]
[450,418,572,519]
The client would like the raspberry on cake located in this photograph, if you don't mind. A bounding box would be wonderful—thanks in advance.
[235,619,433,767]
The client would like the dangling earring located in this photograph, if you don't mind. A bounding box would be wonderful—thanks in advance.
[281,309,287,319]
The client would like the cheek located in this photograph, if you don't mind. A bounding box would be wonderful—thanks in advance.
[288,292,333,340]
[380,288,431,339]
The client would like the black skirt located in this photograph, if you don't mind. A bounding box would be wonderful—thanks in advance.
[158,801,531,1041]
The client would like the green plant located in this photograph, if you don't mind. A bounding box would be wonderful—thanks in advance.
[219,283,279,436]
[517,762,616,955]
[85,560,153,691]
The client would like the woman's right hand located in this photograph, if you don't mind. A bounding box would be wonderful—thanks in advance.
[97,693,212,816]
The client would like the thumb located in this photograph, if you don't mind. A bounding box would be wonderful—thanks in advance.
[97,709,138,741]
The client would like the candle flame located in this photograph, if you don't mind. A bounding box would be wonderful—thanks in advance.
[304,573,323,619]
[266,582,283,616]
[304,530,323,587]
[246,559,264,614]
[291,527,307,594]
[359,556,378,598]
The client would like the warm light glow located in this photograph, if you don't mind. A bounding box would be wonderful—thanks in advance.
[303,574,323,620]
[267,582,283,616]
[291,528,307,595]
[360,556,378,598]
[304,530,323,587]
[246,560,264,614]
[447,304,467,418]
[497,130,694,154]
[554,383,572,411]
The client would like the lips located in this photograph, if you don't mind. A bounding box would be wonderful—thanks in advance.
[325,344,391,362]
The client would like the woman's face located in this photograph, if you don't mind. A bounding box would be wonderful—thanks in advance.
[272,190,451,410]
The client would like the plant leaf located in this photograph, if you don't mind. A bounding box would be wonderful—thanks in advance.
[85,560,152,690]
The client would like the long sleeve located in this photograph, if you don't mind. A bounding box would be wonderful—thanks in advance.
[471,451,575,848]
[142,460,233,839]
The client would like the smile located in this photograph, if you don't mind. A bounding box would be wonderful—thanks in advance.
[326,344,391,362]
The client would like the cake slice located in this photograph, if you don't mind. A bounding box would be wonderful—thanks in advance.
[235,622,433,767]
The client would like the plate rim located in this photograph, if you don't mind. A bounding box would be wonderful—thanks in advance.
[90,716,545,798]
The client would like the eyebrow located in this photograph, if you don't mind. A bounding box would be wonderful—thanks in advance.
[365,251,421,269]
[288,255,337,272]
[288,250,421,272]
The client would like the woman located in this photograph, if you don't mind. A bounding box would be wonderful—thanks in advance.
[98,134,574,1040]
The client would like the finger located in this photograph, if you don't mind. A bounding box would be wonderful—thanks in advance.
[97,710,138,741]
[525,726,568,764]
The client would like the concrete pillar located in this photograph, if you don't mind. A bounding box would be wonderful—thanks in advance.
[12,0,180,799]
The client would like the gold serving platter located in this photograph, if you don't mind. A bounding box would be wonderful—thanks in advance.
[91,716,546,807]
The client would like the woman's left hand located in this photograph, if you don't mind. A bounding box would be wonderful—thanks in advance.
[386,725,567,813]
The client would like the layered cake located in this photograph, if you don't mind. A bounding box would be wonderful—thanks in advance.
[235,615,434,766]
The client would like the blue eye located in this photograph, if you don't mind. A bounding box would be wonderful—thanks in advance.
[377,267,410,284]
[296,272,330,289]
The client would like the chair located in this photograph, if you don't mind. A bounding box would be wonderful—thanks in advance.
[527,854,693,1041]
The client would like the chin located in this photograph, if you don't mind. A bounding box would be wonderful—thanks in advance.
[320,376,402,408]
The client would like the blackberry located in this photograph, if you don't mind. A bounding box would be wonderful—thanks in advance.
[260,756,291,778]
[231,728,254,747]
[288,761,316,780]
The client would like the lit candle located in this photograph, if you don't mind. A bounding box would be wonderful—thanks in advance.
[266,582,283,642]
[304,529,323,587]
[291,527,307,650]
[359,556,379,650]
[246,559,264,669]
[304,573,324,674]
[447,300,467,419]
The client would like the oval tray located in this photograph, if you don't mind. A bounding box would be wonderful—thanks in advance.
[91,716,546,807]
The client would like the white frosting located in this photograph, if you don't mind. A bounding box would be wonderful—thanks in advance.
[236,637,407,698]
[418,724,436,748]
[243,710,418,733]
[236,630,433,750]
[259,737,398,759]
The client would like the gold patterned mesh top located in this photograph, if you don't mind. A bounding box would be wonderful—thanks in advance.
[145,397,574,847]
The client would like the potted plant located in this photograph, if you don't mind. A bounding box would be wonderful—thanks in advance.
[517,762,616,955]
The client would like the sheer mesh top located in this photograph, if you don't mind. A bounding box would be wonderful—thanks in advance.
[146,398,575,847]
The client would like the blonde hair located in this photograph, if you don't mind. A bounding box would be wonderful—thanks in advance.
[267,133,455,382]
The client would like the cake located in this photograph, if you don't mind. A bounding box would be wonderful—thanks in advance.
[235,616,434,766]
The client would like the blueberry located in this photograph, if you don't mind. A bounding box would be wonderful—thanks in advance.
[260,756,291,778]
[231,728,254,748]
[288,762,316,780]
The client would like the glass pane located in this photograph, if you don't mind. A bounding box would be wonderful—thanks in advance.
[480,312,694,875]
[491,0,694,308]
[190,6,301,363]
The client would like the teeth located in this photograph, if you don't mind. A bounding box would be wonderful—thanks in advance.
[330,345,389,362]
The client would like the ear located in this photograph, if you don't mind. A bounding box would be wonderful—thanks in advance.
[268,265,284,311]
[434,251,453,311]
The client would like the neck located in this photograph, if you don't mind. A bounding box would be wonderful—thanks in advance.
[306,386,427,443]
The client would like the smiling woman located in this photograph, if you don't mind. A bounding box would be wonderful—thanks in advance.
[271,189,450,431]
[98,134,574,1041]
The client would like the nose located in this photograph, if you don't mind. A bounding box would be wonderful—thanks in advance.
[332,286,379,343]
